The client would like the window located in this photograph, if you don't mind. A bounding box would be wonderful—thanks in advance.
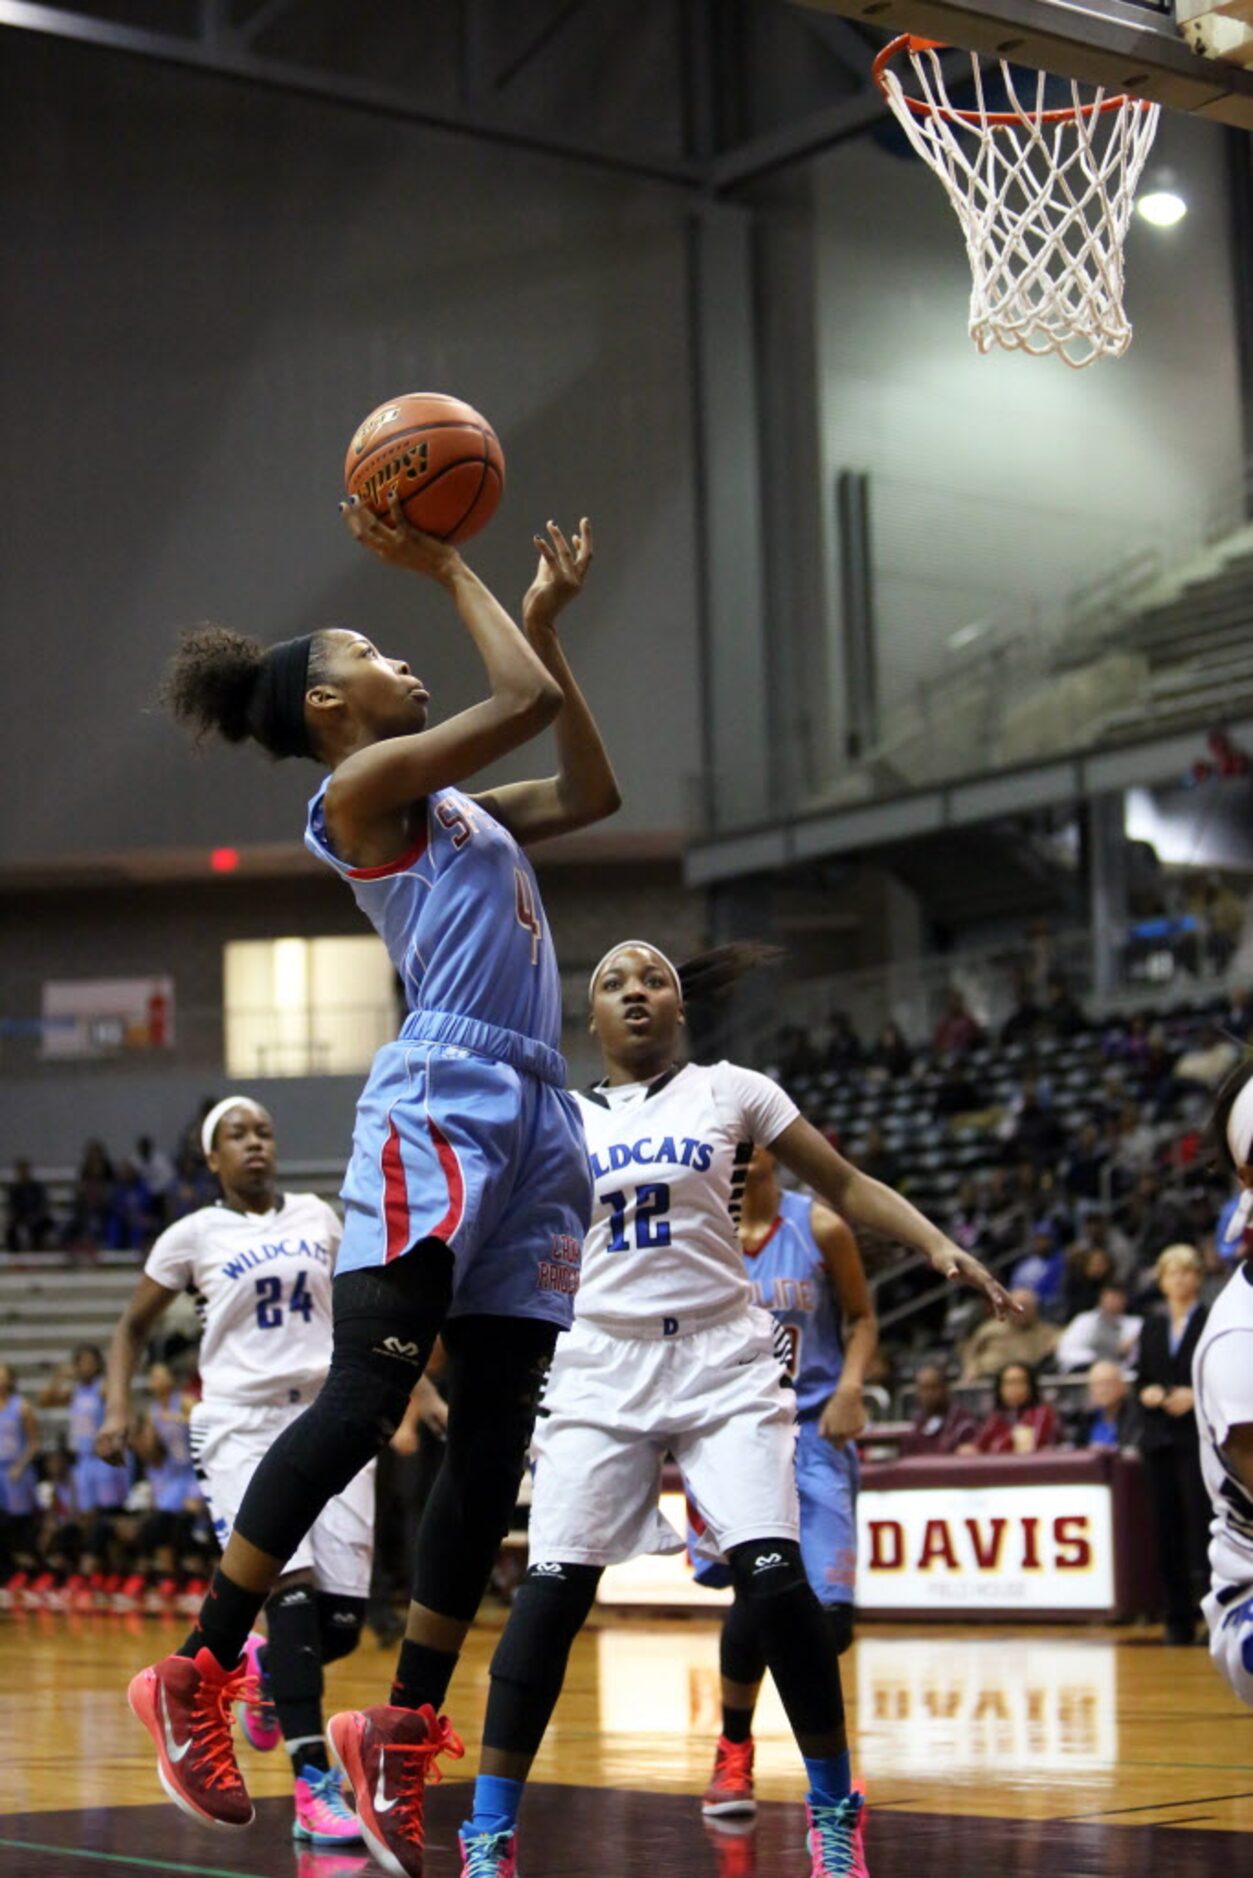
[224,937,397,1076]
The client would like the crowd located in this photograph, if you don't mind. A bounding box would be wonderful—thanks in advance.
[4,1109,226,1255]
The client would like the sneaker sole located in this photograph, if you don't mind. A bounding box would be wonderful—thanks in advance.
[327,1711,411,1878]
[292,1819,367,1845]
[702,1797,759,1818]
[127,1669,254,1831]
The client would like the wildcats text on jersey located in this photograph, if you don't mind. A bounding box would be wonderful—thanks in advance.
[219,1236,335,1282]
[587,1136,714,1180]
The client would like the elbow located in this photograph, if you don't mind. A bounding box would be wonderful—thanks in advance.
[509,679,563,734]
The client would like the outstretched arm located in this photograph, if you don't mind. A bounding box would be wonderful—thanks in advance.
[811,1204,878,1446]
[770,1115,1017,1319]
[474,520,621,846]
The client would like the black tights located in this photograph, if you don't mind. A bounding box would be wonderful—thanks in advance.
[190,1246,556,1666]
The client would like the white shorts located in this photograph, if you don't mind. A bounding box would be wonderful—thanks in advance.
[189,1397,376,1600]
[1203,1585,1253,1708]
[527,1307,799,1569]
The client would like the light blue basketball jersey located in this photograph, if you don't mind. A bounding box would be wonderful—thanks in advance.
[305,781,561,1054]
[0,1394,37,1516]
[68,1380,104,1460]
[744,1187,845,1420]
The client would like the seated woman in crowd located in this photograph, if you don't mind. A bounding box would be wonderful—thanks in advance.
[966,1362,1061,1455]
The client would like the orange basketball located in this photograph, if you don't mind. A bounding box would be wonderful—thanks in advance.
[344,392,505,545]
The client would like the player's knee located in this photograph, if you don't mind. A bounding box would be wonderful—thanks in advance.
[727,1538,808,1604]
[823,1603,855,1656]
[316,1591,366,1664]
[489,1562,601,1696]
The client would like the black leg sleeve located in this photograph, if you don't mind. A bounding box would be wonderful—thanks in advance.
[409,1315,557,1623]
[482,1561,602,1759]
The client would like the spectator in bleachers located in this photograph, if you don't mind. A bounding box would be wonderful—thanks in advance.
[1006,1076,1066,1169]
[1223,984,1251,1041]
[1172,1024,1240,1096]
[1055,1281,1142,1372]
[134,1135,175,1211]
[1000,972,1043,1046]
[1125,1170,1189,1280]
[1062,1238,1119,1317]
[960,1287,1060,1382]
[776,1023,821,1084]
[901,1365,978,1455]
[1072,1359,1141,1450]
[5,1158,53,1252]
[934,1059,984,1116]
[63,1139,115,1251]
[108,1159,164,1252]
[1062,1121,1109,1203]
[1109,1098,1159,1177]
[868,1020,913,1078]
[980,1166,1029,1259]
[1039,976,1088,1039]
[933,988,981,1056]
[166,1144,218,1222]
[1135,1242,1210,1646]
[823,1008,863,1071]
[967,1362,1061,1454]
[1010,1223,1068,1318]
[947,1176,990,1254]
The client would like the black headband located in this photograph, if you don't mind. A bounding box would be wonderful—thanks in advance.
[248,635,315,760]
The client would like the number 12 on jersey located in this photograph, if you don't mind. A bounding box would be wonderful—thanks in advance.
[604,1183,672,1251]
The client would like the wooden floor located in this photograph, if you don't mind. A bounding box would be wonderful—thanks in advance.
[3,1609,1253,1874]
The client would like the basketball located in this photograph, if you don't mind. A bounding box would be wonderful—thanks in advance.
[344,392,505,544]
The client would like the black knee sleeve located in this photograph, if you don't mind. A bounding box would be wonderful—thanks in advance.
[720,1591,767,1688]
[727,1540,845,1742]
[824,1604,855,1657]
[235,1257,450,1563]
[316,1591,367,1665]
[266,1581,324,1705]
[410,1316,558,1622]
[483,1561,602,1758]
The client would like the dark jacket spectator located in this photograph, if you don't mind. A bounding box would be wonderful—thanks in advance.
[1009,1079,1066,1169]
[1072,1360,1142,1449]
[901,1365,978,1455]
[1063,1122,1108,1202]
[868,1022,912,1078]
[1063,1243,1119,1319]
[970,1363,1061,1454]
[1039,978,1087,1038]
[823,1011,863,1072]
[856,1124,900,1188]
[6,1160,53,1252]
[1135,1244,1210,1643]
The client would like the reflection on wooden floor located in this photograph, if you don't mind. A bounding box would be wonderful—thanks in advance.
[3,1610,1252,1874]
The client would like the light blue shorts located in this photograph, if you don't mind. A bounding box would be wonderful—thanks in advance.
[690,1413,859,1605]
[336,1012,593,1331]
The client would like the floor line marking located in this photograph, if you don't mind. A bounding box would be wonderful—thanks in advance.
[1063,1790,1253,1819]
[0,1839,271,1878]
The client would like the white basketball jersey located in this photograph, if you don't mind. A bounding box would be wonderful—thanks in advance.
[145,1193,341,1409]
[1193,1259,1253,1592]
[573,1061,799,1329]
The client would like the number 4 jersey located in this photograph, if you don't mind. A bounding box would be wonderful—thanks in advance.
[144,1195,340,1408]
[573,1061,799,1331]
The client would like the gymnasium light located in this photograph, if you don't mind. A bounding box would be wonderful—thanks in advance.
[1137,175,1187,227]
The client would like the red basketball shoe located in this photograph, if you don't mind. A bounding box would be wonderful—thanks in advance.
[702,1735,757,1818]
[327,1703,464,1878]
[127,1647,254,1828]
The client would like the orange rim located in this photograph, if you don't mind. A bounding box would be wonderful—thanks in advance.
[871,33,1153,126]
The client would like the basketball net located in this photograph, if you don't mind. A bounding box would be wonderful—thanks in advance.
[873,37,1161,368]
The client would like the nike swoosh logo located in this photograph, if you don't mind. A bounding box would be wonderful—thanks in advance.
[375,1753,397,1814]
[159,1683,191,1764]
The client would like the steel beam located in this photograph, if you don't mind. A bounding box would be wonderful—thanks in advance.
[0,0,704,188]
[792,0,1253,125]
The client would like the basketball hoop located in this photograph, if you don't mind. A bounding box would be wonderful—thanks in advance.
[872,36,1161,368]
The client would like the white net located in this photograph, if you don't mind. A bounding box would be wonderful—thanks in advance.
[874,38,1161,368]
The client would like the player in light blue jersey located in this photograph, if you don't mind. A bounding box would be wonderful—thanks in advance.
[698,1145,877,1827]
[130,493,619,1877]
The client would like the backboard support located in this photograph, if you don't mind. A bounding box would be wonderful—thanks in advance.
[794,0,1253,124]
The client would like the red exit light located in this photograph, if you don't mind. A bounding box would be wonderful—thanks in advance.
[210,848,240,873]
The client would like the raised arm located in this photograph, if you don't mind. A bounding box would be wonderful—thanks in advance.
[473,519,621,846]
[97,1273,179,1465]
[327,495,563,839]
[769,1114,1016,1319]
